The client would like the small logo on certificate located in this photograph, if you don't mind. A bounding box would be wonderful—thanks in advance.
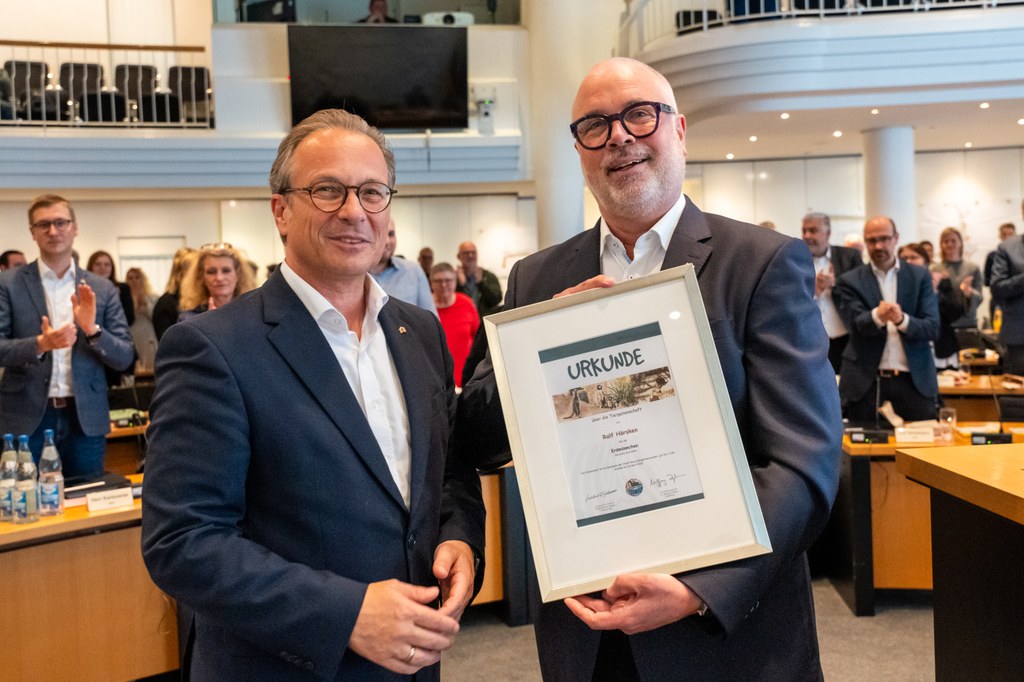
[625,478,644,497]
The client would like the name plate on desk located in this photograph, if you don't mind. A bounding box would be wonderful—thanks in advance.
[895,426,935,443]
[86,487,135,512]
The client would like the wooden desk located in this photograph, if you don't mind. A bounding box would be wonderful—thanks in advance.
[897,445,1024,682]
[0,475,178,680]
[939,374,1024,421]
[105,421,148,476]
[830,426,1024,616]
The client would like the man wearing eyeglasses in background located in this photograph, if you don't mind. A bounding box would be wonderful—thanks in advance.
[835,216,940,423]
[141,109,485,680]
[0,194,134,477]
[457,57,841,680]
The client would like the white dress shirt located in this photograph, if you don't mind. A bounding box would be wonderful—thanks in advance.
[600,194,686,281]
[39,260,77,398]
[813,249,848,339]
[280,261,413,507]
[869,259,911,372]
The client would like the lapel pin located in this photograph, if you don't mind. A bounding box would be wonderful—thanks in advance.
[399,326,407,334]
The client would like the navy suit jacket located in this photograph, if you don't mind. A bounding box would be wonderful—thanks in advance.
[0,261,134,436]
[834,261,940,404]
[141,271,485,681]
[457,199,842,680]
[990,235,1024,345]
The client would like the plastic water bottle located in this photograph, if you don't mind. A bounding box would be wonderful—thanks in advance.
[38,429,64,516]
[0,433,16,521]
[13,434,38,524]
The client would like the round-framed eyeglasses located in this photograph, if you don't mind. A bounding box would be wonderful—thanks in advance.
[569,101,676,151]
[280,181,397,214]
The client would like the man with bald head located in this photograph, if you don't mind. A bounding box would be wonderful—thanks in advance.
[457,58,841,680]
[835,216,940,423]
[455,240,502,317]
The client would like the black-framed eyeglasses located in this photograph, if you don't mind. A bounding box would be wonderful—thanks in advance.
[279,181,396,214]
[569,101,676,150]
[30,218,74,232]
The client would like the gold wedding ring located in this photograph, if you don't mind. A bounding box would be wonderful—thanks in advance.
[404,646,416,664]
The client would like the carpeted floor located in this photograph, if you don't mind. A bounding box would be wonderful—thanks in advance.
[441,579,935,681]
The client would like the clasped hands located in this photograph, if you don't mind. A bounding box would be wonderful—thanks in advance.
[876,300,904,326]
[347,540,475,674]
[36,282,98,354]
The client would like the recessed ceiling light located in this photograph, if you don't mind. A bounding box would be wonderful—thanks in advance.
[832,131,843,138]
[964,142,973,148]
[726,153,735,160]
[749,135,758,142]
[1018,118,1024,126]
[979,102,990,109]
[780,113,790,120]
[870,108,879,115]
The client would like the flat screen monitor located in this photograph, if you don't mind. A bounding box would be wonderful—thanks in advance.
[287,25,468,131]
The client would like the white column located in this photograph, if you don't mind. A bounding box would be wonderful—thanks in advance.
[862,126,917,242]
[522,0,622,249]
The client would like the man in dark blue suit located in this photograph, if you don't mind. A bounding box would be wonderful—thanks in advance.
[141,110,485,680]
[835,216,940,423]
[0,194,134,476]
[457,58,841,681]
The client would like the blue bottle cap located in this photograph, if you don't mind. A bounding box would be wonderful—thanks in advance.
[44,429,54,438]
[18,435,29,443]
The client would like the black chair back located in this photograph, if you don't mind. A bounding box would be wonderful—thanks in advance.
[167,66,211,102]
[59,62,104,98]
[4,60,49,103]
[114,64,158,100]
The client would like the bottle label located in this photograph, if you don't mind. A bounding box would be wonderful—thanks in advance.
[0,485,12,517]
[13,485,38,519]
[39,481,62,512]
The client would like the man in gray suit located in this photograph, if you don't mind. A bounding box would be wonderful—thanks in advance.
[990,228,1024,374]
[802,212,863,373]
[457,58,841,681]
[0,195,134,477]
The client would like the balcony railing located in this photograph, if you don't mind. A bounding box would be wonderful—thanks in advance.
[620,0,1024,55]
[0,39,214,129]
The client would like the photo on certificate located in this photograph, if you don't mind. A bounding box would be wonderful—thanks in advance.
[540,322,703,527]
[486,264,771,602]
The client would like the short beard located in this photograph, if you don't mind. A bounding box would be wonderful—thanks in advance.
[587,149,686,222]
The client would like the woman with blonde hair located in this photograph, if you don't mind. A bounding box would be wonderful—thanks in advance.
[178,243,256,321]
[125,267,159,373]
[153,247,198,341]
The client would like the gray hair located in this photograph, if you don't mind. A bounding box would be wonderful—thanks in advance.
[268,109,396,194]
[802,212,831,231]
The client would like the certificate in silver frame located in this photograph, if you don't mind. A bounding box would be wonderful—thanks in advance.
[485,264,771,602]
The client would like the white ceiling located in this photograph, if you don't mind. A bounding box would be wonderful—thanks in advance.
[685,97,1024,162]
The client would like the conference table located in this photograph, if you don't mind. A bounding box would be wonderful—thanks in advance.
[897,444,1024,681]
[938,373,1024,421]
[0,474,179,680]
[828,423,1024,616]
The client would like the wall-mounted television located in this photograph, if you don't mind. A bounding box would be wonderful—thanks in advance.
[287,25,468,131]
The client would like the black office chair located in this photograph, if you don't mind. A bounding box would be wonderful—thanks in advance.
[58,62,107,121]
[3,60,62,121]
[78,91,128,123]
[114,64,177,123]
[168,65,213,123]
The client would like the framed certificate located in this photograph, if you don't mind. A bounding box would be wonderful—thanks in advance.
[485,264,771,602]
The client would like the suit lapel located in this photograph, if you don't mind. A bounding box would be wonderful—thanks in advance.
[378,302,431,515]
[262,273,406,510]
[662,197,713,273]
[21,262,49,321]
[564,225,602,285]
[896,263,915,310]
